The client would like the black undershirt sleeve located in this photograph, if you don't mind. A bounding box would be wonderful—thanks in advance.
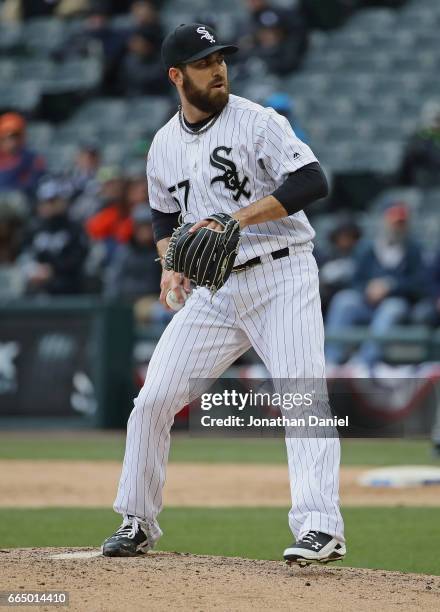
[151,208,180,243]
[272,162,329,215]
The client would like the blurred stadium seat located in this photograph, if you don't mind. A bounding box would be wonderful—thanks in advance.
[422,188,440,212]
[127,96,172,129]
[23,17,66,55]
[47,59,103,93]
[73,98,128,125]
[0,22,23,53]
[16,59,56,81]
[56,120,100,143]
[101,143,134,165]
[343,7,397,31]
[0,59,18,81]
[40,143,78,173]
[26,122,54,150]
[0,81,41,114]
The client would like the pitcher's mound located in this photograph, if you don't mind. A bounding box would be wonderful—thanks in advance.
[1,548,438,611]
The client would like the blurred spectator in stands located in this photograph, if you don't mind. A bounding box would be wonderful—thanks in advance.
[1,0,89,21]
[237,1,308,74]
[20,178,88,295]
[237,0,284,46]
[54,0,127,95]
[0,113,46,200]
[0,191,26,300]
[117,27,167,96]
[325,203,426,366]
[399,109,440,187]
[252,7,308,75]
[104,204,164,322]
[126,174,147,209]
[412,249,440,327]
[319,218,361,312]
[68,141,101,200]
[85,166,132,262]
[265,93,308,143]
[70,163,120,224]
[129,1,164,41]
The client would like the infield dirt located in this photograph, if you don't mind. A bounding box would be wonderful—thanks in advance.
[1,548,439,612]
[1,460,440,508]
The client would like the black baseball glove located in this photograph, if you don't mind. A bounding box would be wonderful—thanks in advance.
[164,213,241,294]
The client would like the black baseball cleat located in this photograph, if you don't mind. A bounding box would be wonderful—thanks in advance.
[102,516,152,557]
[283,531,346,566]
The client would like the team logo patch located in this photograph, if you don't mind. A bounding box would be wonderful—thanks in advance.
[197,26,215,44]
[210,146,251,201]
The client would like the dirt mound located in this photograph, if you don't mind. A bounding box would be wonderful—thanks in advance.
[1,548,438,612]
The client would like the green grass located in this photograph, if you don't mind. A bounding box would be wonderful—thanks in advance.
[0,434,438,466]
[0,435,127,462]
[0,507,439,575]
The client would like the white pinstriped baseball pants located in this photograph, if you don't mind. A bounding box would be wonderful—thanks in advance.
[114,245,345,544]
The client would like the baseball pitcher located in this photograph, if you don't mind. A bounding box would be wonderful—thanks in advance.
[102,23,346,566]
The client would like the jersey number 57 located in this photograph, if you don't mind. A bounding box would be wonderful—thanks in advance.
[168,179,190,212]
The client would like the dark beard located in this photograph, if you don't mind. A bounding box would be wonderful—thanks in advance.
[182,72,229,115]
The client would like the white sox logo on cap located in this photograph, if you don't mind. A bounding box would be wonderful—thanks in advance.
[197,26,215,44]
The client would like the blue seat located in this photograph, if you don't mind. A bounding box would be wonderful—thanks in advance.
[24,17,65,54]
[303,50,345,72]
[73,98,128,125]
[422,189,440,212]
[41,144,77,173]
[0,81,41,113]
[327,74,375,96]
[328,30,373,52]
[56,121,100,144]
[343,54,395,74]
[102,143,137,165]
[44,59,103,93]
[0,23,22,52]
[345,7,396,30]
[27,123,54,150]
[285,74,330,97]
[16,59,56,81]
[0,59,18,81]
[161,10,198,32]
[127,96,173,127]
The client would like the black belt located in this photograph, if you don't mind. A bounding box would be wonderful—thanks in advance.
[232,247,290,272]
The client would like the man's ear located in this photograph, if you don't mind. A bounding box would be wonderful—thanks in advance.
[169,67,183,87]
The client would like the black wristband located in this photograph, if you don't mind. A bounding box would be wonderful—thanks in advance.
[151,208,180,243]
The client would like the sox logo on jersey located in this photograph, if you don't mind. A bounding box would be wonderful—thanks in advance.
[113,94,345,548]
[210,146,251,201]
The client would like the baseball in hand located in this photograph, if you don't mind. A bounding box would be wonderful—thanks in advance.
[166,287,190,311]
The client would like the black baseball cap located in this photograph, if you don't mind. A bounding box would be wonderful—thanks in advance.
[161,23,238,70]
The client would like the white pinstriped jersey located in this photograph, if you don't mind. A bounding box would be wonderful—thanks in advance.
[147,94,318,266]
